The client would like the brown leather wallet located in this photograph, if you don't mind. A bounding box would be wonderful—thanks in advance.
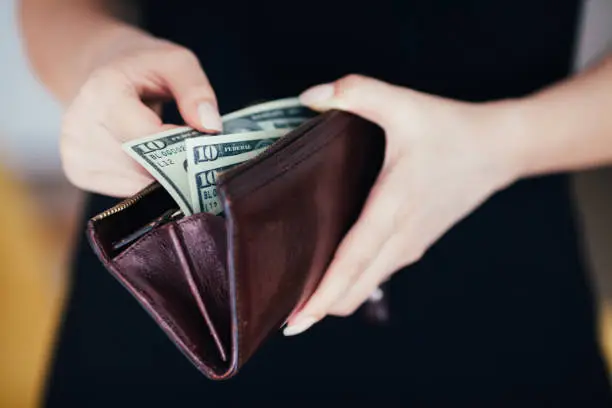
[87,110,386,380]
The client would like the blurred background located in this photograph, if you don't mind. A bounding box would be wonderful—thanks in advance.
[1,0,612,406]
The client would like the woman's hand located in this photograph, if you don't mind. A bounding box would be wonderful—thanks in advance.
[60,35,221,197]
[284,74,522,336]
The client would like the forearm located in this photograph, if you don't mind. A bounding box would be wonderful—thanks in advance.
[497,53,612,180]
[19,0,152,104]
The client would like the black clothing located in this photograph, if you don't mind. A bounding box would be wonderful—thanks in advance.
[44,0,612,405]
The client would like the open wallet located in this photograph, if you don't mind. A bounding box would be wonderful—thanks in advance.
[86,109,386,380]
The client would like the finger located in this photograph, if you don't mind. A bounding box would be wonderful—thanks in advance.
[69,70,167,143]
[153,48,222,132]
[283,171,400,336]
[299,74,408,127]
[328,234,407,317]
[104,97,165,143]
[61,133,155,197]
[282,238,379,336]
[62,150,154,197]
[88,169,155,198]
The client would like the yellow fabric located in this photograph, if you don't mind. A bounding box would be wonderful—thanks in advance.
[0,168,66,408]
[600,301,612,374]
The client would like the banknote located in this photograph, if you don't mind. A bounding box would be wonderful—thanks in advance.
[123,97,315,215]
[122,126,200,215]
[222,97,316,134]
[185,130,284,213]
[187,147,269,215]
[186,129,285,168]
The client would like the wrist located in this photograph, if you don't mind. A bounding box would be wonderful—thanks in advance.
[476,97,537,188]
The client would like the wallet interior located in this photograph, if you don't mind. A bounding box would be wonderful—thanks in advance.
[91,111,329,259]
[91,182,182,258]
[86,112,332,378]
[87,110,386,379]
[89,182,234,376]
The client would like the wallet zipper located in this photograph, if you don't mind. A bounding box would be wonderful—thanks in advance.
[91,182,162,222]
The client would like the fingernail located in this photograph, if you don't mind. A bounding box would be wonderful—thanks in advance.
[197,102,223,132]
[299,84,335,106]
[282,316,317,336]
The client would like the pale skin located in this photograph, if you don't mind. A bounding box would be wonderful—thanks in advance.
[20,0,612,336]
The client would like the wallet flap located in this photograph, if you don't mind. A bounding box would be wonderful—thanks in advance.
[217,110,385,367]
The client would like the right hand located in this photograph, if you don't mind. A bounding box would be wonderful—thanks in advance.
[60,36,221,197]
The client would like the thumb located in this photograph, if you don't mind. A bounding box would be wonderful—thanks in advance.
[155,49,222,133]
[298,74,406,126]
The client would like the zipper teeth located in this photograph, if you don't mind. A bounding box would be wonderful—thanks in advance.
[91,183,160,221]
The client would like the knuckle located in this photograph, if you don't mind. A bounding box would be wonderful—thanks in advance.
[60,109,94,148]
[335,74,367,96]
[405,245,425,265]
[327,260,362,291]
[337,73,366,88]
[310,312,326,322]
[329,304,358,317]
[386,229,425,268]
[333,240,372,274]
[59,144,81,184]
[59,129,95,193]
[181,87,214,105]
[61,160,87,191]
[61,104,83,128]
[88,65,126,87]
[79,66,130,101]
[59,124,81,159]
[168,46,200,66]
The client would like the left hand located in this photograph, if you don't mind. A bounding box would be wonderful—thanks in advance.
[283,74,522,336]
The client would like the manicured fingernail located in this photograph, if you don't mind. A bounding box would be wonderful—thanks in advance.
[197,102,222,132]
[299,84,335,106]
[282,317,317,336]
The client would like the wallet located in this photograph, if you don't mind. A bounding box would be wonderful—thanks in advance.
[86,110,386,380]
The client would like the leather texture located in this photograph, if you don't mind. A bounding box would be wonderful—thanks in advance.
[87,110,386,379]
